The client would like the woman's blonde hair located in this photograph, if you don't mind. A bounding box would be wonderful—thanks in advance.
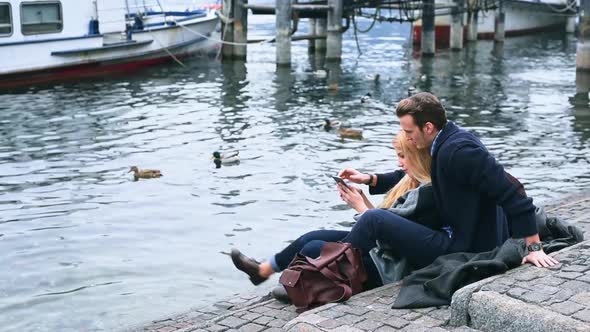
[378,131,432,208]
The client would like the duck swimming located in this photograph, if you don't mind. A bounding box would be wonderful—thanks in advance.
[322,119,342,131]
[313,69,328,78]
[328,83,339,92]
[339,128,363,140]
[212,151,240,168]
[129,166,162,180]
[366,74,380,82]
[360,92,372,104]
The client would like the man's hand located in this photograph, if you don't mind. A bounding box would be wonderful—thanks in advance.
[338,168,370,184]
[337,184,368,213]
[521,250,559,268]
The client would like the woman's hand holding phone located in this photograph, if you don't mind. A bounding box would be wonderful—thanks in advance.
[337,182,369,214]
[331,176,350,188]
[338,168,370,184]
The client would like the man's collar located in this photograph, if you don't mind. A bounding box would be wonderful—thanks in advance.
[430,121,455,156]
[430,129,443,156]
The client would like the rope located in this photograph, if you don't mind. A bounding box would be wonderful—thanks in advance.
[152,32,186,67]
[136,11,186,67]
[546,197,590,213]
[541,0,577,13]
[175,18,274,46]
[353,7,380,34]
[352,16,362,55]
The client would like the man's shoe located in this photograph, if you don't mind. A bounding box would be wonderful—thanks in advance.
[230,248,268,286]
[271,284,291,304]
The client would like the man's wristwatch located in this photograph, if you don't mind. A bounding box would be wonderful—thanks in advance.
[365,174,374,185]
[527,242,542,252]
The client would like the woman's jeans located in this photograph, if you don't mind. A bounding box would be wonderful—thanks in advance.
[272,209,451,290]
[272,230,349,271]
[342,209,451,269]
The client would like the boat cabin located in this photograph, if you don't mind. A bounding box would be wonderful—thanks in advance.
[0,0,127,45]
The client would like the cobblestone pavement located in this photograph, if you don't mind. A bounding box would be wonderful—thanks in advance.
[134,193,590,332]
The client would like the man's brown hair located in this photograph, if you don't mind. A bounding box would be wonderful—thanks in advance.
[395,92,447,130]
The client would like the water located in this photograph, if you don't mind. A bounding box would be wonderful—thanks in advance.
[1,15,590,332]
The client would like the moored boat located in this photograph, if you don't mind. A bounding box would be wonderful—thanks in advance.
[412,0,575,47]
[0,0,220,87]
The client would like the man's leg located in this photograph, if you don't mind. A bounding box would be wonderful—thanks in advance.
[342,209,451,269]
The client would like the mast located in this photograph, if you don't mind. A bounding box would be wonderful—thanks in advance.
[125,0,131,18]
[92,0,98,20]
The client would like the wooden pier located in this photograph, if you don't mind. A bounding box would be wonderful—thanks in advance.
[218,0,583,69]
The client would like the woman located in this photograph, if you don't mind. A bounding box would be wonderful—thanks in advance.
[231,131,446,289]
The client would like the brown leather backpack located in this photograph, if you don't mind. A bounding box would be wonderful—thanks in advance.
[278,242,367,313]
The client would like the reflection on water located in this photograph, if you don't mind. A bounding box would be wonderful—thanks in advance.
[0,17,589,332]
[573,71,590,142]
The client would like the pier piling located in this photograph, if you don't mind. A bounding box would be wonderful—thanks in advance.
[308,19,317,52]
[450,0,464,50]
[315,18,327,52]
[567,15,576,33]
[326,0,343,62]
[575,71,590,101]
[222,0,234,59]
[233,0,248,60]
[494,0,506,42]
[422,0,436,55]
[276,0,292,67]
[578,0,590,71]
[467,10,478,42]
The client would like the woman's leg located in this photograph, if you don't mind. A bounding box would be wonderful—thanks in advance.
[272,230,349,271]
[231,229,348,285]
[342,209,451,269]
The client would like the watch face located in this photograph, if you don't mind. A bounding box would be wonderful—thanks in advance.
[530,243,542,251]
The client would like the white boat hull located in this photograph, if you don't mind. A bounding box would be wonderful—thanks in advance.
[0,9,219,87]
[413,0,572,46]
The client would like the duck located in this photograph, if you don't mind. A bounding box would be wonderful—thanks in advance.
[313,69,328,78]
[327,83,339,92]
[212,151,240,168]
[321,119,341,131]
[360,92,372,104]
[129,166,162,180]
[339,127,363,140]
[569,92,590,106]
[366,74,380,82]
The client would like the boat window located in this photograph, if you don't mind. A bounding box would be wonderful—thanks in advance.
[0,3,11,36]
[21,1,62,35]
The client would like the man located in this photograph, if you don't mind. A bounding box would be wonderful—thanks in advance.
[341,92,557,268]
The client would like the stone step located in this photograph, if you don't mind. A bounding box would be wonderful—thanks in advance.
[451,241,590,332]
[469,291,588,332]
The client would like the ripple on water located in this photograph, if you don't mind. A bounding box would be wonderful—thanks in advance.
[0,18,589,332]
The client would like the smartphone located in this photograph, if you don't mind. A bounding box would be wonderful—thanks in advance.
[331,176,350,188]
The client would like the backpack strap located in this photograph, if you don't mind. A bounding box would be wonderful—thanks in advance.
[318,261,347,282]
[332,282,353,302]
